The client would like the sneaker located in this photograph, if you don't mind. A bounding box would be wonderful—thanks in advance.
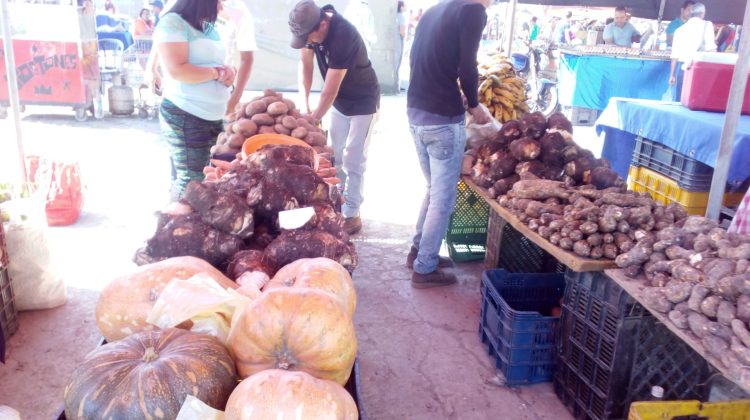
[344,217,363,235]
[405,246,455,270]
[411,269,457,289]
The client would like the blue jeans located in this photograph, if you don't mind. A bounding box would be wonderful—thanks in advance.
[409,122,466,274]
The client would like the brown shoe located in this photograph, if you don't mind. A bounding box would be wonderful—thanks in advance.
[405,246,455,270]
[411,269,457,289]
[344,217,362,235]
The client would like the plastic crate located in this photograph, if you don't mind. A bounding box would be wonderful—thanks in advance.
[446,180,489,262]
[625,317,712,409]
[631,136,714,191]
[628,166,744,216]
[0,267,18,342]
[563,106,600,126]
[484,211,566,273]
[479,269,565,385]
[0,222,7,268]
[554,270,648,420]
[628,400,750,420]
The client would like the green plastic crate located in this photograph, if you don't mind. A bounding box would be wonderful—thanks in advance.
[446,180,489,262]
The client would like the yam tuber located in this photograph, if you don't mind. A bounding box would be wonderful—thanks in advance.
[687,312,712,337]
[688,285,711,312]
[509,137,542,161]
[719,244,750,260]
[573,240,591,257]
[717,300,737,326]
[700,295,722,318]
[559,237,574,250]
[615,239,654,268]
[664,281,693,304]
[590,246,604,259]
[669,310,690,329]
[733,319,750,348]
[643,288,673,313]
[520,112,547,139]
[603,244,619,260]
[515,160,547,178]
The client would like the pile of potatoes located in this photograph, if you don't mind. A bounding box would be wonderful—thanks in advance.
[211,89,330,158]
[498,179,688,260]
[615,216,750,387]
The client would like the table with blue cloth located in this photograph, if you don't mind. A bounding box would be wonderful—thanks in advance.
[595,98,750,188]
[558,51,672,110]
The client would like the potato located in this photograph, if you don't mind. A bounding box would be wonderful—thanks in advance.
[266,101,289,116]
[306,131,327,147]
[227,133,245,148]
[233,119,258,137]
[291,126,309,140]
[282,98,297,112]
[251,113,275,126]
[216,132,228,146]
[263,88,278,97]
[282,116,299,130]
[213,143,233,155]
[258,125,276,134]
[224,112,238,123]
[244,100,267,117]
[262,96,281,107]
[273,124,291,135]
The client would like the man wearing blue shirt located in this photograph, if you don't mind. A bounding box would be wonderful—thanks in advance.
[604,6,641,47]
[666,1,696,46]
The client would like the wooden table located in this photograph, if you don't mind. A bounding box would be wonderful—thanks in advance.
[606,268,750,395]
[463,176,615,272]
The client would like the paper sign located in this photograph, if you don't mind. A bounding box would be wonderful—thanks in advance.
[278,207,315,230]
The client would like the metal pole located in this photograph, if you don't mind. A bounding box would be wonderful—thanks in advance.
[505,0,517,55]
[0,0,28,187]
[658,0,666,21]
[706,3,750,220]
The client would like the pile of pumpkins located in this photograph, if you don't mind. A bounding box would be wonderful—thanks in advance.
[64,256,359,419]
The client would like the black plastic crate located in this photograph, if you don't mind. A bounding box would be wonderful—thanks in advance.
[554,270,649,420]
[446,180,489,262]
[479,269,564,385]
[0,267,17,343]
[484,211,566,273]
[624,317,712,407]
[631,136,714,192]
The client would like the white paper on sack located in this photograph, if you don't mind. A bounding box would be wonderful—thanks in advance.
[146,274,253,344]
[176,395,224,420]
[278,206,315,230]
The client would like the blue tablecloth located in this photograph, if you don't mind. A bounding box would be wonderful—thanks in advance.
[558,53,671,111]
[97,31,133,51]
[595,98,750,187]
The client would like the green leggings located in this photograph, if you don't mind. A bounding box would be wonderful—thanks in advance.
[159,99,222,200]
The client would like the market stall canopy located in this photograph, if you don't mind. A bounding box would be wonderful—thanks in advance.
[516,0,747,24]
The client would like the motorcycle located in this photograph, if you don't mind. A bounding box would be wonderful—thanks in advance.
[510,40,560,117]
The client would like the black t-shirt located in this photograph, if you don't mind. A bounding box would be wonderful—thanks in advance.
[308,6,380,116]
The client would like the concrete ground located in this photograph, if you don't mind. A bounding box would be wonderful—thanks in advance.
[0,93,591,419]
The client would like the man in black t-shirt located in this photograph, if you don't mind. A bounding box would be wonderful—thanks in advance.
[289,0,380,235]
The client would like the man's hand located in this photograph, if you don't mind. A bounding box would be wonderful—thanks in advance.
[469,105,492,125]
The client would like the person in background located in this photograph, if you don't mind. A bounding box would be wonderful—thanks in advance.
[216,0,258,114]
[153,0,235,200]
[604,6,641,47]
[406,0,491,288]
[729,186,750,235]
[151,0,164,27]
[666,0,695,47]
[670,2,716,101]
[134,8,154,37]
[397,1,407,78]
[529,16,539,42]
[289,0,380,235]
[554,11,572,45]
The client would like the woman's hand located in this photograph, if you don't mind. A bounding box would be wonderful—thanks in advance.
[216,66,236,87]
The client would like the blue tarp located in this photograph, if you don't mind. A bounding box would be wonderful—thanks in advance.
[558,53,671,110]
[595,98,750,187]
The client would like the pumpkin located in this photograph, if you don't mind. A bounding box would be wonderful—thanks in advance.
[64,328,237,419]
[96,256,237,342]
[228,288,357,385]
[225,369,358,420]
[264,258,356,318]
[241,133,312,158]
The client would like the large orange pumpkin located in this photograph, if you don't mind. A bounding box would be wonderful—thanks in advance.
[225,369,358,420]
[64,328,237,419]
[96,256,237,342]
[228,288,357,385]
[264,258,356,318]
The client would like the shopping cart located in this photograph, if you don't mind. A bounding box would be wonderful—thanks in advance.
[122,37,160,119]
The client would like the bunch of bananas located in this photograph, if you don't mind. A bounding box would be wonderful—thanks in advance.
[478,57,529,123]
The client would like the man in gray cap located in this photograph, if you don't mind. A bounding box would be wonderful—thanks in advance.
[289,0,380,236]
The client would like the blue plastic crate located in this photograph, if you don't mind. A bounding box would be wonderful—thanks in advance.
[478,269,565,385]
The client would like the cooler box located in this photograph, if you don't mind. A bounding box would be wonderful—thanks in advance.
[681,52,750,114]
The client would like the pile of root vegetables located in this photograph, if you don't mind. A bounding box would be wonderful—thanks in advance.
[614,216,750,385]
[498,179,688,260]
[136,144,357,281]
[212,89,331,158]
[468,112,623,199]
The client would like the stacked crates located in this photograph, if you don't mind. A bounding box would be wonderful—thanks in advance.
[446,180,489,262]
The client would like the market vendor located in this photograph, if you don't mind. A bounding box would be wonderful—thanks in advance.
[669,2,716,101]
[603,6,641,47]
[666,1,696,47]
[289,0,380,236]
[405,0,491,288]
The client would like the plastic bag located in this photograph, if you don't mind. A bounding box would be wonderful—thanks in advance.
[662,84,675,102]
[26,156,84,226]
[146,274,254,344]
[176,396,224,420]
[465,104,501,150]
[4,220,66,311]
